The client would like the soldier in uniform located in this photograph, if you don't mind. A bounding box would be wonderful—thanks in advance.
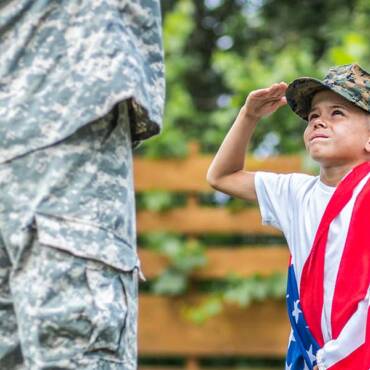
[0,1,165,369]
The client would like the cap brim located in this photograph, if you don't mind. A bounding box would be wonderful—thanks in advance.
[286,78,328,120]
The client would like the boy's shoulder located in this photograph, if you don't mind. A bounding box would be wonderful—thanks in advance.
[256,170,318,187]
[255,170,329,200]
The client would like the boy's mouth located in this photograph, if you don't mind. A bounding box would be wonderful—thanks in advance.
[309,133,329,142]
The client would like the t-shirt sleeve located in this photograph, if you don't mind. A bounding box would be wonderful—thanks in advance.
[254,171,297,232]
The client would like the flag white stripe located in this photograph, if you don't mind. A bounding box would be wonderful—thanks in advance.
[319,173,370,365]
[320,285,370,367]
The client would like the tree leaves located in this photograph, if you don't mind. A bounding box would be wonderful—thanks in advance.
[136,0,369,158]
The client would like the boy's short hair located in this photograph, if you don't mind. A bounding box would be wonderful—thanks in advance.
[286,63,370,120]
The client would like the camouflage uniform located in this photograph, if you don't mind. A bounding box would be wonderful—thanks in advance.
[0,1,164,369]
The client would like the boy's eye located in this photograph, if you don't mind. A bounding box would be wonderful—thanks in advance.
[332,109,344,116]
[308,113,319,121]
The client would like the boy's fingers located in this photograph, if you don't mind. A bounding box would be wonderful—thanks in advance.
[279,96,288,106]
[271,96,287,107]
[249,82,288,99]
[278,81,288,87]
[272,83,288,91]
[265,97,287,111]
[251,88,271,96]
[271,82,287,90]
[270,84,287,94]
[271,83,288,94]
[271,91,286,99]
[252,88,284,98]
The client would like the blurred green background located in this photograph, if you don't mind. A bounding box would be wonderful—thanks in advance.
[137,1,369,368]
[137,0,369,159]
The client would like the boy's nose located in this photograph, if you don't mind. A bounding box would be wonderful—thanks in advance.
[313,119,327,129]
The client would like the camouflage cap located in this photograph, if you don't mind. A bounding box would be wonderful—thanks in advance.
[286,63,370,121]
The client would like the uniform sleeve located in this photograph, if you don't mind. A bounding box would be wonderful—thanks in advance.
[316,285,370,369]
[254,171,296,232]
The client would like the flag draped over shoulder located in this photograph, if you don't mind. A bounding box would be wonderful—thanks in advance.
[286,161,370,369]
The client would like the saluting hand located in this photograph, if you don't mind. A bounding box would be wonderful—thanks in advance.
[242,82,288,120]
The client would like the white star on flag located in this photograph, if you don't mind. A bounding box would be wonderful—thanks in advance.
[292,299,302,323]
[307,344,316,363]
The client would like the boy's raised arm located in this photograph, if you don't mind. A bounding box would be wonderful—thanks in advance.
[206,82,288,201]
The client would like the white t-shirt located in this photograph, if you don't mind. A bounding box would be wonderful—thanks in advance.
[254,171,370,368]
[255,172,335,297]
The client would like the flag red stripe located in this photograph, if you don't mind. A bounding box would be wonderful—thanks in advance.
[331,178,370,338]
[300,162,370,348]
[328,306,370,369]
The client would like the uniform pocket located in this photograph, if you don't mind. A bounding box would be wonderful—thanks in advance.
[35,212,139,272]
[31,212,139,364]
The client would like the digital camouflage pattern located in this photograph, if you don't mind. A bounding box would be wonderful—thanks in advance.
[286,63,370,120]
[0,103,140,369]
[0,1,164,368]
[0,0,165,163]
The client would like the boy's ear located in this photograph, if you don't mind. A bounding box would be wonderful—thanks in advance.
[366,137,370,153]
[366,116,370,153]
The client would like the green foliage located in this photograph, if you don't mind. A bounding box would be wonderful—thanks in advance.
[152,269,188,296]
[328,32,368,65]
[142,232,286,320]
[143,232,287,322]
[138,0,370,325]
[223,273,286,306]
[137,191,186,212]
[183,296,224,325]
[183,273,287,325]
[138,0,196,158]
[143,232,207,295]
[136,0,370,158]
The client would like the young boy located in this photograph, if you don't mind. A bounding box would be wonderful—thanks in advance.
[207,63,370,370]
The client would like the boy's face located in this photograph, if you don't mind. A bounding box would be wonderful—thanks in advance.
[303,90,370,167]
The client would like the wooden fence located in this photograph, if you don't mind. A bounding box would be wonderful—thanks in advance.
[135,144,307,370]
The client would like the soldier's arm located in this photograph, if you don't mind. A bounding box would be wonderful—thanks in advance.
[206,82,288,201]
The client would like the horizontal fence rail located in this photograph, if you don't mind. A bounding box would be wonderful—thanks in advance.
[134,145,304,192]
[135,149,306,369]
[139,246,289,279]
[138,295,290,357]
[137,206,280,235]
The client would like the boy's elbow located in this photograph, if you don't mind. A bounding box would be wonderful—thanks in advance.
[206,170,223,191]
[206,171,219,189]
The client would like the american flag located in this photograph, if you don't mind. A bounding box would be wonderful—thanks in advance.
[285,161,370,370]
